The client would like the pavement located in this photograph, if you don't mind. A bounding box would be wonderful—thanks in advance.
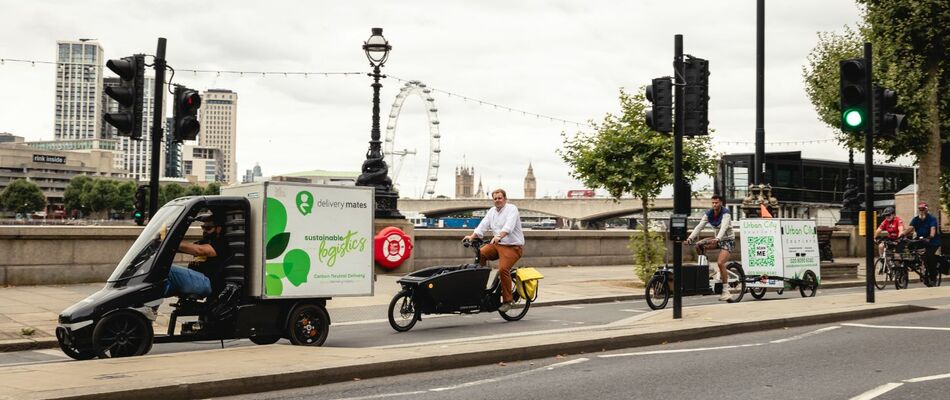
[0,259,874,353]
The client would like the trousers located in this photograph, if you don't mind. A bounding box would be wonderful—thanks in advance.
[479,243,524,303]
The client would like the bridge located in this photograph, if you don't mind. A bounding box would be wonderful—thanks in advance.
[399,197,703,228]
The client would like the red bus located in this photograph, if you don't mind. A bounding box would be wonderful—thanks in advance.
[567,189,595,198]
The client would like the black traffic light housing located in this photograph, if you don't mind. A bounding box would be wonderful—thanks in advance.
[683,56,709,136]
[645,77,673,133]
[172,85,202,142]
[873,85,906,138]
[104,54,146,140]
[133,185,147,226]
[839,58,868,132]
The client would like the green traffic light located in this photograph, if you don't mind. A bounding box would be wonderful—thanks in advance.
[133,211,143,218]
[843,108,864,128]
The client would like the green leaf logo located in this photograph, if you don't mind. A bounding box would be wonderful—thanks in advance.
[296,191,314,216]
[266,232,291,260]
[265,274,283,296]
[265,197,287,244]
[283,249,311,287]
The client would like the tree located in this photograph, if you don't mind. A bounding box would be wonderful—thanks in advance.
[159,183,185,208]
[81,179,119,216]
[0,179,46,214]
[559,88,718,279]
[802,1,950,214]
[185,185,205,197]
[206,182,221,195]
[114,181,137,213]
[63,175,93,217]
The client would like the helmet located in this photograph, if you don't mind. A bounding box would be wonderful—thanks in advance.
[882,207,895,216]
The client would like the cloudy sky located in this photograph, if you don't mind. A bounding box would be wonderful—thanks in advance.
[0,0,887,198]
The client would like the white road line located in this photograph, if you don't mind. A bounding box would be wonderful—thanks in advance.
[903,372,950,383]
[599,343,765,358]
[849,382,903,400]
[842,323,950,331]
[770,326,841,344]
[554,305,583,309]
[327,390,427,400]
[619,309,647,313]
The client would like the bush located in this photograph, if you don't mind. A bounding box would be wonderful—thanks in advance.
[628,231,666,283]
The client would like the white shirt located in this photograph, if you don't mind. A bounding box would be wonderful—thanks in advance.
[473,203,525,245]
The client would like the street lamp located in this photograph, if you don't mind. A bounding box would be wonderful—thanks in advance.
[356,27,403,218]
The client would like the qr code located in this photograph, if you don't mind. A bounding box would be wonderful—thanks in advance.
[747,236,775,267]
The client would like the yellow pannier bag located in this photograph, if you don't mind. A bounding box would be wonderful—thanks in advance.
[515,267,544,300]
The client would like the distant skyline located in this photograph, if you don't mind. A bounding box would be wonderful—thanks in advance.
[0,1,911,198]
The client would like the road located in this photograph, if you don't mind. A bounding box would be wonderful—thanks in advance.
[0,286,868,368]
[220,308,950,400]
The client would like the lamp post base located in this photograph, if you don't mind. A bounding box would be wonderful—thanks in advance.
[373,190,404,219]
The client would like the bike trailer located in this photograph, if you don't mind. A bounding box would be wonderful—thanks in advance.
[515,267,544,301]
[398,264,491,311]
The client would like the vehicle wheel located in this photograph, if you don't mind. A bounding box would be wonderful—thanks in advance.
[249,335,280,345]
[873,259,888,290]
[499,285,532,322]
[894,267,909,290]
[726,263,746,303]
[93,311,153,358]
[286,303,330,346]
[799,270,818,297]
[56,329,96,361]
[645,275,670,310]
[749,287,767,300]
[388,291,420,332]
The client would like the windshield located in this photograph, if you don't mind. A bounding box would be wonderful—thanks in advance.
[108,205,185,282]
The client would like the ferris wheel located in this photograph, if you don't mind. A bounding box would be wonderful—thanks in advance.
[384,80,441,198]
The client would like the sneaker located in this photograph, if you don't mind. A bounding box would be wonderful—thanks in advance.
[140,305,159,321]
[718,286,733,301]
[498,302,512,312]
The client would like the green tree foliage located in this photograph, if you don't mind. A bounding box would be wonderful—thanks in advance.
[205,182,221,195]
[802,1,950,212]
[81,179,118,214]
[63,175,93,215]
[159,183,185,207]
[559,88,718,275]
[0,179,46,214]
[114,181,137,213]
[185,185,205,196]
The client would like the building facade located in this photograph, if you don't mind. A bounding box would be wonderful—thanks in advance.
[455,165,475,198]
[0,143,125,209]
[181,145,222,184]
[524,162,537,199]
[54,40,105,142]
[198,89,238,184]
[243,163,263,183]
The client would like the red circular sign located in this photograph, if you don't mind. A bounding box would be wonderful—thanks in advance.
[374,226,413,269]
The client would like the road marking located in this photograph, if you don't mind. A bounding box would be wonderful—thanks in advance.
[328,358,589,400]
[34,349,69,358]
[769,326,840,344]
[849,382,903,400]
[554,305,583,309]
[619,309,647,313]
[903,372,950,383]
[842,323,950,331]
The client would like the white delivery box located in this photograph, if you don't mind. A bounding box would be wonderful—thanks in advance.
[739,218,822,288]
[222,181,375,298]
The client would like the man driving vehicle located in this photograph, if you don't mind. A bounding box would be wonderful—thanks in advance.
[165,212,231,298]
[686,195,735,301]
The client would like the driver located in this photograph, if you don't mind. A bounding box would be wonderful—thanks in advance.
[165,212,230,298]
[686,195,735,301]
[463,189,525,312]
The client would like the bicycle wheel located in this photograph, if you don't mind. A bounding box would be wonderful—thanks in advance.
[388,291,420,332]
[645,275,670,310]
[726,263,746,303]
[922,266,941,288]
[499,278,532,321]
[749,287,767,300]
[894,266,909,290]
[873,258,888,290]
[799,270,818,297]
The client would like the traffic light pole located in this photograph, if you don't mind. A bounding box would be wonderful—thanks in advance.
[149,38,167,219]
[672,34,684,319]
[754,0,765,185]
[863,42,875,304]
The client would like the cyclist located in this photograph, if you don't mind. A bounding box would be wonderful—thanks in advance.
[874,207,903,257]
[686,195,734,301]
[901,202,941,284]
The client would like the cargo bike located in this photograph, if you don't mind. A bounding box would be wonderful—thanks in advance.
[645,241,747,310]
[388,237,543,332]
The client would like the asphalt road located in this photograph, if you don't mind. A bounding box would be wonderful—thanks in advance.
[219,307,950,400]
[0,285,868,368]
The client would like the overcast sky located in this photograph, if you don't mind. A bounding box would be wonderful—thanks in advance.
[0,0,892,198]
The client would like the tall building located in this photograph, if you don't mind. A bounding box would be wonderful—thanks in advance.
[455,165,475,198]
[524,162,537,199]
[198,89,238,184]
[54,40,105,141]
[181,144,222,183]
[243,163,263,183]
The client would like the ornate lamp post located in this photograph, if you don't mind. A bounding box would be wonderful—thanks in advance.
[357,27,403,218]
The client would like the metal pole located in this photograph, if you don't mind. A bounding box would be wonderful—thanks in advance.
[149,38,166,219]
[673,34,684,319]
[754,0,765,185]
[864,42,875,303]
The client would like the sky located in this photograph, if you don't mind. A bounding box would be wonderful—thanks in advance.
[0,0,899,198]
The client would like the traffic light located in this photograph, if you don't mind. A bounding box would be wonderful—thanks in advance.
[839,58,868,132]
[103,54,145,140]
[683,56,710,136]
[645,77,672,133]
[873,85,906,138]
[133,185,147,226]
[172,85,201,142]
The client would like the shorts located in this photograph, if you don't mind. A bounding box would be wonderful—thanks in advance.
[718,239,735,253]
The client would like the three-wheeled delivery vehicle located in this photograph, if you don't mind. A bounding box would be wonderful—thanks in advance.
[56,181,375,360]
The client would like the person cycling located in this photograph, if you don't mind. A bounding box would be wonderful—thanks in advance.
[901,202,941,283]
[686,195,735,301]
[874,207,903,257]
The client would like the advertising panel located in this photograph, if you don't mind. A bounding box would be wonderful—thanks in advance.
[739,219,784,288]
[779,220,821,284]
